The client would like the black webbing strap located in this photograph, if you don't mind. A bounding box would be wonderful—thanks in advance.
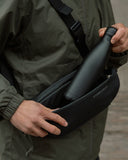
[48,0,89,58]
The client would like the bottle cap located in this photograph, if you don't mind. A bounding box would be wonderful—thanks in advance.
[105,27,117,38]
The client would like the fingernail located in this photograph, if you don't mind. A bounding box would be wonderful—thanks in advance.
[56,130,61,135]
[64,121,68,127]
[111,39,115,44]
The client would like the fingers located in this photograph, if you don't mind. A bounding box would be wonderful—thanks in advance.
[38,118,61,135]
[39,104,68,127]
[111,24,126,44]
[31,127,48,138]
[38,104,68,135]
[99,23,128,53]
[112,39,128,53]
[99,27,107,37]
[22,123,48,137]
[39,103,59,112]
[99,24,126,43]
[32,112,67,136]
[44,111,68,127]
[31,111,67,136]
[10,100,67,138]
[111,24,128,52]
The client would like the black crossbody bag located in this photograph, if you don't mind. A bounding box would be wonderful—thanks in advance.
[34,0,120,136]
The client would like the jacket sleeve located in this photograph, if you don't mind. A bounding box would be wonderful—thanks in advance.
[109,51,128,68]
[0,0,31,120]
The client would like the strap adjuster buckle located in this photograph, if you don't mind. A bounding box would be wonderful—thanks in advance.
[70,21,81,32]
[70,21,85,44]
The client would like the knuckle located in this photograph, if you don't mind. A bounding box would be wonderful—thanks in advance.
[122,43,127,51]
[119,45,124,52]
[50,126,58,134]
[32,117,39,124]
[50,127,56,134]
[30,131,37,137]
[25,128,31,134]
[23,129,28,134]
[120,39,125,45]
[42,111,49,119]
[54,114,61,121]
[54,114,59,119]
[36,131,43,137]
[38,109,44,116]
[39,107,48,117]
[29,100,36,106]
[113,36,118,42]
[27,124,33,131]
[39,132,48,138]
[120,27,126,34]
[116,23,121,26]
[51,113,57,119]
[117,23,124,27]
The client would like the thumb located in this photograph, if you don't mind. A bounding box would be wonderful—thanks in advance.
[99,28,107,37]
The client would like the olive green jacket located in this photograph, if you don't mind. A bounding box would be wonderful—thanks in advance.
[0,0,127,160]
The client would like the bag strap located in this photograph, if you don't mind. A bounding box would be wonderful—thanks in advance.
[48,0,89,58]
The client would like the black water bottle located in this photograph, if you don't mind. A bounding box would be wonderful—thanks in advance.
[64,27,117,101]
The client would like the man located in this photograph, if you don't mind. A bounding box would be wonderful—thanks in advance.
[0,0,127,159]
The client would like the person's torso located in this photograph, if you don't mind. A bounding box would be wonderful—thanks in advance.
[4,0,114,99]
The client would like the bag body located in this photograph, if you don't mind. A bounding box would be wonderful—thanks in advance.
[35,68,120,136]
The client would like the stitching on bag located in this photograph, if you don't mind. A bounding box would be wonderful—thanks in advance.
[93,86,108,98]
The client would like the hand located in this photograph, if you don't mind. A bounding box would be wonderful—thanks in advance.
[99,23,128,53]
[10,100,68,137]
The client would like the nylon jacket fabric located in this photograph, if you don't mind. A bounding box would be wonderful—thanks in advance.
[0,0,127,160]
